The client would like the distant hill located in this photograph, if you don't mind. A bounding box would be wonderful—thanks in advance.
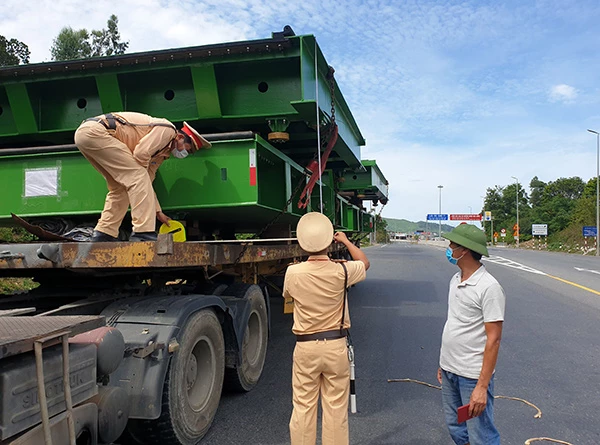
[384,217,454,234]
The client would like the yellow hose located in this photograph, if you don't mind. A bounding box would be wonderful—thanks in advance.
[387,378,573,445]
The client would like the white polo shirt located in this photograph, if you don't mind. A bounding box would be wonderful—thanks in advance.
[440,265,506,379]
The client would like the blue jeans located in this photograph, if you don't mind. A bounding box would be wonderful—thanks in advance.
[441,369,500,445]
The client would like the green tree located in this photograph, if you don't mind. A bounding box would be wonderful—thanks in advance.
[0,35,30,66]
[481,175,600,252]
[51,27,92,61]
[530,177,584,234]
[482,186,504,238]
[50,15,128,61]
[543,177,584,201]
[536,195,572,233]
[571,178,597,225]
[529,176,546,208]
[484,186,503,212]
[375,214,388,243]
[504,182,530,237]
[90,15,129,57]
[483,182,530,241]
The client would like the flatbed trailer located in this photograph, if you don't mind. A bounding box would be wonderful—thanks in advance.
[0,235,347,445]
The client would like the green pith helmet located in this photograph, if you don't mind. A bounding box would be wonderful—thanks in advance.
[442,223,489,257]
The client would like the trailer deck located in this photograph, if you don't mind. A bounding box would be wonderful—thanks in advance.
[0,315,105,359]
[0,236,347,276]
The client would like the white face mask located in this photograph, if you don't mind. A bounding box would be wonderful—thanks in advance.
[171,148,189,159]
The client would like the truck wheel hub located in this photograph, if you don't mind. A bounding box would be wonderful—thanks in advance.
[186,355,198,389]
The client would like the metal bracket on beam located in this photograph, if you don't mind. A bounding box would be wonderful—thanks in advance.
[156,233,174,255]
[0,250,24,261]
[37,244,61,263]
[133,342,165,358]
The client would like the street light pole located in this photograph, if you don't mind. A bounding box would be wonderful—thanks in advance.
[438,185,443,239]
[588,129,600,256]
[511,176,519,248]
[480,195,486,231]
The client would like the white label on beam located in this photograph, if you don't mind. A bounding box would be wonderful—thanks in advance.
[24,168,59,197]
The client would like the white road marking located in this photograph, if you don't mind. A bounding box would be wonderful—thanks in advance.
[482,255,547,275]
[574,267,600,275]
[479,255,600,296]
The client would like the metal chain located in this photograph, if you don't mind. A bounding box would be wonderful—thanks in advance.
[327,66,336,127]
[310,66,337,162]
[231,66,338,266]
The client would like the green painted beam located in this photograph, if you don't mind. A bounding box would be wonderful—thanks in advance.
[0,135,310,228]
[95,74,124,112]
[5,84,37,134]
[0,88,17,135]
[191,65,222,118]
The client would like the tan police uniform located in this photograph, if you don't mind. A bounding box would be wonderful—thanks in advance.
[74,112,177,237]
[284,255,366,445]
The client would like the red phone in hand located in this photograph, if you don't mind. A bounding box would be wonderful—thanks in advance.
[457,404,474,423]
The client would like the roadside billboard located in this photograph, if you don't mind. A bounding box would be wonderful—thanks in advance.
[450,214,482,221]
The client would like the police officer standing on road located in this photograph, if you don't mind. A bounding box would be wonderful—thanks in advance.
[284,212,370,445]
[74,111,211,242]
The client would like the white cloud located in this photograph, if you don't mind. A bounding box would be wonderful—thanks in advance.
[549,84,578,103]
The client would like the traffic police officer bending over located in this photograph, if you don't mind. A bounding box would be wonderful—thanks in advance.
[284,212,369,445]
[74,112,211,242]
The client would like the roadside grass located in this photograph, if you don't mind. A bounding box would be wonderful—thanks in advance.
[0,227,39,295]
[0,278,38,294]
[0,227,36,243]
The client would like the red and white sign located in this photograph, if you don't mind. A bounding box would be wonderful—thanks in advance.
[450,214,482,221]
[249,149,257,186]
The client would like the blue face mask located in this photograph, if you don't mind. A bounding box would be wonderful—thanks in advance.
[446,247,464,265]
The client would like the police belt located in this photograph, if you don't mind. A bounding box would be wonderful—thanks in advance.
[84,113,121,130]
[296,329,348,342]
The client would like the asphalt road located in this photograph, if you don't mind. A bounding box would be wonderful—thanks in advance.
[202,242,600,445]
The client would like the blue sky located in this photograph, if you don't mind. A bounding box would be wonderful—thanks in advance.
[3,0,600,223]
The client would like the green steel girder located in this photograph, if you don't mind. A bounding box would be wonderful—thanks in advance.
[0,133,367,233]
[0,28,383,235]
[338,159,389,205]
[0,29,365,172]
[0,135,286,225]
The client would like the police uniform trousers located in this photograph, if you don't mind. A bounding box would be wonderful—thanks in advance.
[290,337,350,445]
[74,121,156,237]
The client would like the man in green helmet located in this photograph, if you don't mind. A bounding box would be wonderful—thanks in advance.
[437,223,506,445]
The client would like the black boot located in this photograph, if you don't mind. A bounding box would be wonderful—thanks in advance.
[91,230,118,242]
[130,232,158,242]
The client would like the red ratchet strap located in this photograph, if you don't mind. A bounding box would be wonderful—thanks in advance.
[297,125,339,209]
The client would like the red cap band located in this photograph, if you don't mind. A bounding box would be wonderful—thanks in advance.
[181,126,202,151]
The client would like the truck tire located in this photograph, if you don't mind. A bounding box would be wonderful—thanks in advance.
[225,285,268,392]
[126,309,225,445]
